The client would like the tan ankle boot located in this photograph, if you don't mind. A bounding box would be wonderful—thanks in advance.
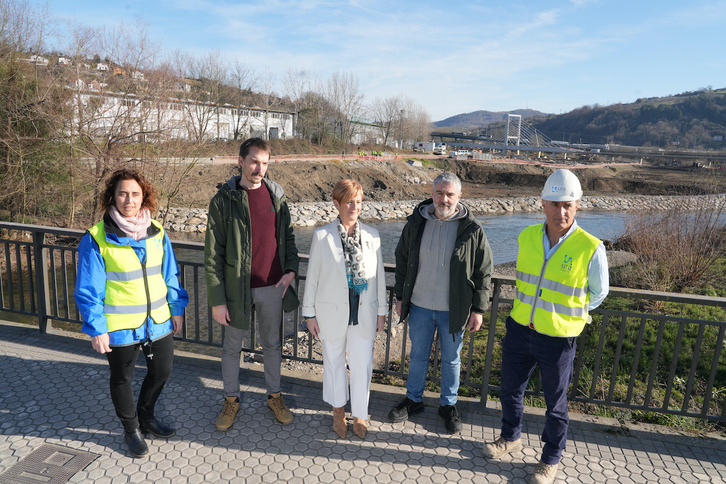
[353,417,367,439]
[332,407,347,438]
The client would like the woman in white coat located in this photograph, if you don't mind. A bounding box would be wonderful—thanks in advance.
[302,179,387,439]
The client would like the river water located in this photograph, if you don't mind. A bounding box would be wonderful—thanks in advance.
[175,210,629,267]
[287,210,629,266]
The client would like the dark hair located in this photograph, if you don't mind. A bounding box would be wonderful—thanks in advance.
[99,169,158,213]
[239,137,271,159]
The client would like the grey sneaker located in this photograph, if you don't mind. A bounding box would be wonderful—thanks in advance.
[529,461,558,484]
[482,436,523,459]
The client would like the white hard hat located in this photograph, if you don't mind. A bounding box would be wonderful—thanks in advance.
[541,169,583,201]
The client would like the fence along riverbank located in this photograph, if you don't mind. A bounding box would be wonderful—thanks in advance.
[0,220,725,425]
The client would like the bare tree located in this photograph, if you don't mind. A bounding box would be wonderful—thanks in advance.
[173,49,229,143]
[226,58,256,140]
[369,95,403,146]
[326,71,363,143]
[400,97,432,145]
[57,19,99,226]
[255,67,280,139]
[283,69,333,144]
[0,0,65,222]
[64,20,168,221]
[282,67,315,138]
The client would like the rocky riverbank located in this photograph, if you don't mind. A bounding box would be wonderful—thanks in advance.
[159,194,725,233]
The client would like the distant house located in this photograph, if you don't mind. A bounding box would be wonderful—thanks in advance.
[57,57,72,66]
[132,71,145,81]
[67,78,87,89]
[175,81,191,93]
[81,63,91,70]
[113,67,126,77]
[714,135,723,142]
[96,63,108,71]
[29,55,49,66]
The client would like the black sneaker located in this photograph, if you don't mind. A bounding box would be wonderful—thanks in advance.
[438,405,462,434]
[388,397,425,422]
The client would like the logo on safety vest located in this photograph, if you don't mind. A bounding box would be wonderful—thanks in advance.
[561,254,573,272]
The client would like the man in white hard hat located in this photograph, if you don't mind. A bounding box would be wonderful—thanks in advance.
[482,169,609,484]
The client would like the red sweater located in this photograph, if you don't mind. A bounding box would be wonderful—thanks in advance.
[244,184,283,288]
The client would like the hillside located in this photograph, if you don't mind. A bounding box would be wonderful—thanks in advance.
[433,109,547,128]
[529,88,726,149]
[435,88,726,151]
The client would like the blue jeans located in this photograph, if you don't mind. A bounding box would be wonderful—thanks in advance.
[499,316,577,465]
[405,304,464,407]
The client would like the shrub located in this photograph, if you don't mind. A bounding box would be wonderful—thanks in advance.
[613,195,726,292]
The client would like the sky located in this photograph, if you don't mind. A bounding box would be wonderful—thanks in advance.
[35,0,726,121]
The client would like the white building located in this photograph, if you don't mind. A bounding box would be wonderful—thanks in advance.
[28,55,48,66]
[68,90,294,142]
[67,79,87,90]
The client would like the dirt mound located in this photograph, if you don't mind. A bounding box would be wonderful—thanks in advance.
[169,159,723,209]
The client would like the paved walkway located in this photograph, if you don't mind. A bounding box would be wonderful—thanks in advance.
[1,320,725,483]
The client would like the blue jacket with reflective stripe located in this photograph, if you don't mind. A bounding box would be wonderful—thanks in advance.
[75,214,189,346]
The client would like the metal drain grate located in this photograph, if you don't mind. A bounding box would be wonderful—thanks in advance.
[0,443,99,484]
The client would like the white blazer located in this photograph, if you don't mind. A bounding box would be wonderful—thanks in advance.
[302,221,388,341]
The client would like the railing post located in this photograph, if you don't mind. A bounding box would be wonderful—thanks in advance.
[480,278,503,407]
[32,230,51,333]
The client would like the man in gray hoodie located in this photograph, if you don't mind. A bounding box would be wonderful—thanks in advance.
[389,172,493,433]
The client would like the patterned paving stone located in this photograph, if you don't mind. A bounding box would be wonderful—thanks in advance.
[1,321,725,483]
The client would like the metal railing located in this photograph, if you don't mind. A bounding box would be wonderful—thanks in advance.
[1,221,725,423]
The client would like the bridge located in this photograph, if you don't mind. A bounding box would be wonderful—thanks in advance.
[432,114,583,155]
[1,221,725,482]
[432,114,726,163]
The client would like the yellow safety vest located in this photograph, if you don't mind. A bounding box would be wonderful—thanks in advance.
[510,224,600,337]
[89,220,171,332]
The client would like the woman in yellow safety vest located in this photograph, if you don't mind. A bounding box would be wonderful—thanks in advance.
[74,169,188,458]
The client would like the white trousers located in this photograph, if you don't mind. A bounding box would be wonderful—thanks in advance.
[321,324,375,420]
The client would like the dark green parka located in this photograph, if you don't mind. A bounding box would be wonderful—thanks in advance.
[394,199,493,334]
[204,176,300,330]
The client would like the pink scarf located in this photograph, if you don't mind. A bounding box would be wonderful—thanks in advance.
[109,206,152,241]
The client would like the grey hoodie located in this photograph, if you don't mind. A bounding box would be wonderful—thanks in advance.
[410,202,468,311]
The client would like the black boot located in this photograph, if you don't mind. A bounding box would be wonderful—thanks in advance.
[139,417,176,438]
[124,429,149,457]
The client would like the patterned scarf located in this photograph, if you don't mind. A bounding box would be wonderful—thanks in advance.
[337,220,368,295]
[109,206,152,241]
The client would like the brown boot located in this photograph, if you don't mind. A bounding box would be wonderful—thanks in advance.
[353,417,367,439]
[332,407,347,438]
[215,396,240,431]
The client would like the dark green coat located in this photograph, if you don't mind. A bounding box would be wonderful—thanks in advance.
[394,199,493,334]
[204,176,300,330]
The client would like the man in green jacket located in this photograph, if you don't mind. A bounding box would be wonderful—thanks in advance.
[389,172,493,434]
[205,137,300,430]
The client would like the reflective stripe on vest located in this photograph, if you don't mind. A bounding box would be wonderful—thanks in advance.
[89,220,171,332]
[510,224,600,337]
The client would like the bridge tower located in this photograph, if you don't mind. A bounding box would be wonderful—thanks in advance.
[504,114,522,147]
